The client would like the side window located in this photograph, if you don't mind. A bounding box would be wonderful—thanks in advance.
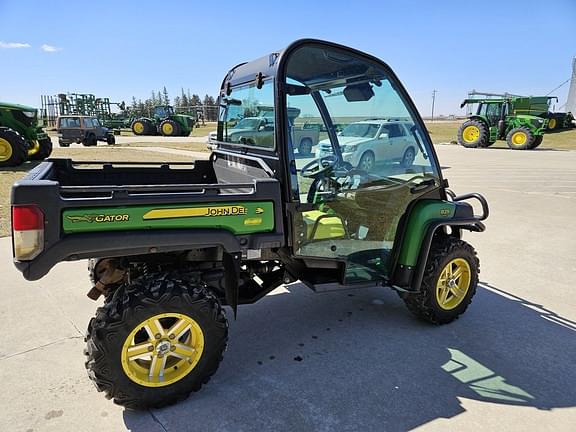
[388,124,403,138]
[217,80,275,150]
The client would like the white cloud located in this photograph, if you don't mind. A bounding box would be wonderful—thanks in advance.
[41,44,62,53]
[0,41,31,49]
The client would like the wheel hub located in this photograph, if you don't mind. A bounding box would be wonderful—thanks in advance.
[156,340,171,355]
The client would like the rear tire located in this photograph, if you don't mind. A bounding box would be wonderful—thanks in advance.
[0,128,27,167]
[85,273,228,409]
[457,120,489,148]
[402,236,479,324]
[506,127,534,150]
[29,137,53,160]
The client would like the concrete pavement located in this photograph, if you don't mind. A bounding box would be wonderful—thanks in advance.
[0,144,575,431]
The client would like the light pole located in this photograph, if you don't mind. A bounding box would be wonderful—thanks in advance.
[431,90,437,121]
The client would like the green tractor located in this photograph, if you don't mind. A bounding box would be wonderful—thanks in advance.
[131,105,195,137]
[458,97,548,150]
[0,102,53,167]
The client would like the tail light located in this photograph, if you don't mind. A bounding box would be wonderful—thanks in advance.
[12,205,45,260]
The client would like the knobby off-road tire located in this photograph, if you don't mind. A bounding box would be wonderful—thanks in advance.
[506,127,534,150]
[85,273,228,409]
[402,236,479,324]
[28,137,53,160]
[457,120,489,148]
[0,128,27,167]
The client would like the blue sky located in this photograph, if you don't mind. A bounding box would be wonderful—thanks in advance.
[1,0,575,115]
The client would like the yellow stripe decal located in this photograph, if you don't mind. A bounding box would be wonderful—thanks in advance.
[143,206,248,220]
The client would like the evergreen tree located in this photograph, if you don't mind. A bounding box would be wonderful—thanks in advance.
[162,86,170,106]
[181,88,189,108]
[191,94,202,106]
[203,95,215,106]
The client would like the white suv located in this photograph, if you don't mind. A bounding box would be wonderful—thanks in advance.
[315,119,418,171]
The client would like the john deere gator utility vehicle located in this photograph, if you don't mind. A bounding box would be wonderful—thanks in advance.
[131,105,195,137]
[458,97,548,150]
[0,102,52,167]
[11,39,489,409]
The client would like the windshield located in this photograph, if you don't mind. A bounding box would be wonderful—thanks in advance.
[154,106,173,117]
[235,118,261,129]
[340,123,379,138]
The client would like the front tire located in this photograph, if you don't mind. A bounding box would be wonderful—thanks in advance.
[85,273,228,409]
[402,236,479,324]
[106,134,116,145]
[358,151,375,172]
[400,146,416,168]
[457,120,489,148]
[0,128,27,167]
[506,127,534,150]
[160,119,181,137]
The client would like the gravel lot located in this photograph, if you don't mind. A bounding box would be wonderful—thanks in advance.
[0,144,574,432]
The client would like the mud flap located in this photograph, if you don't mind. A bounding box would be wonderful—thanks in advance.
[223,252,241,317]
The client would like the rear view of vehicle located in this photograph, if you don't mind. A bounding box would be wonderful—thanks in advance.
[57,115,115,147]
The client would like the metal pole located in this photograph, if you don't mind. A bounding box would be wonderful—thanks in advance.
[431,90,437,121]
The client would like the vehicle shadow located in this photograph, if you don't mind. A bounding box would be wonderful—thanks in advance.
[0,160,42,173]
[124,281,576,431]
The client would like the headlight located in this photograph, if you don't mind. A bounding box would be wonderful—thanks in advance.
[340,145,356,153]
[23,111,36,118]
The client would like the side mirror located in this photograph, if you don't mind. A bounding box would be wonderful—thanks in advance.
[378,132,389,140]
[258,125,266,131]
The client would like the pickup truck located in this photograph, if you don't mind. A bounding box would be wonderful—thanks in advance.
[209,115,319,155]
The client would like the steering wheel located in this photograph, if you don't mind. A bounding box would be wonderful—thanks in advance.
[300,154,338,178]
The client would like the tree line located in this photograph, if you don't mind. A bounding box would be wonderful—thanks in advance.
[129,87,218,120]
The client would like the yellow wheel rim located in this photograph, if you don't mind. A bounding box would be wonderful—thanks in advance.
[121,312,204,387]
[548,118,557,129]
[435,258,471,310]
[162,123,174,135]
[0,137,13,162]
[27,140,40,156]
[133,122,145,134]
[462,125,480,143]
[511,131,527,146]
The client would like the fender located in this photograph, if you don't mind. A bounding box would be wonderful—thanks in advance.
[392,194,488,291]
